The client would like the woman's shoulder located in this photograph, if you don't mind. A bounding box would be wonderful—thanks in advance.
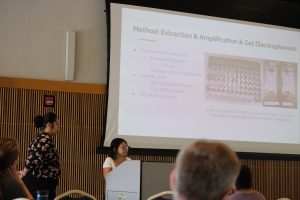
[40,132,52,139]
[103,157,114,168]
[35,132,52,143]
[104,157,113,162]
[0,175,17,184]
[253,190,266,199]
[32,132,49,140]
[103,157,114,164]
[228,190,265,200]
[0,176,25,194]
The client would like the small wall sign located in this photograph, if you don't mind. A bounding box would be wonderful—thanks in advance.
[44,95,55,107]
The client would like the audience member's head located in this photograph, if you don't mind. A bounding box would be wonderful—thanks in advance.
[235,164,253,190]
[170,140,240,200]
[0,138,19,174]
[0,138,33,200]
[109,138,129,159]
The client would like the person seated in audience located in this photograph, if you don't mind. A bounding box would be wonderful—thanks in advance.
[0,138,33,200]
[102,138,131,178]
[169,140,240,200]
[227,164,266,200]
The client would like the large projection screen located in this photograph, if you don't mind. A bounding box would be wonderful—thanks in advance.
[104,3,300,155]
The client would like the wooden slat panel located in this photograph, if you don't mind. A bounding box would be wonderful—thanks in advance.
[0,76,106,94]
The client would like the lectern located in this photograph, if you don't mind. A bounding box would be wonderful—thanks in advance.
[105,160,141,200]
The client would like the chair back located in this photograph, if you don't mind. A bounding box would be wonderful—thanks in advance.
[13,199,30,200]
[54,190,96,200]
[147,191,173,200]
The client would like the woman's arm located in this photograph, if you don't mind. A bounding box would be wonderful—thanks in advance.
[9,164,34,200]
[103,157,114,179]
[17,178,34,200]
[103,167,112,179]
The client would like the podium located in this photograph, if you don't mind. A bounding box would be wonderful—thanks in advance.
[105,160,141,200]
[105,160,174,200]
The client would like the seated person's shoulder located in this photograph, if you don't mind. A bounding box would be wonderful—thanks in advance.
[1,176,27,199]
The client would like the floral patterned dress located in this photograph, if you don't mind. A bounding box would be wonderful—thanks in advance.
[25,131,61,179]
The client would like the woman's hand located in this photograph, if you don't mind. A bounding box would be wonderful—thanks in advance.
[18,170,25,179]
[18,168,29,179]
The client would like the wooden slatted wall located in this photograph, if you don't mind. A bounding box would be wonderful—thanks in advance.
[0,77,299,200]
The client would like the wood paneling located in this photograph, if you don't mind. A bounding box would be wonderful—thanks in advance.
[0,77,299,199]
[0,77,106,94]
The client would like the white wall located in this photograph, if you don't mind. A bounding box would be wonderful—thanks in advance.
[0,0,107,84]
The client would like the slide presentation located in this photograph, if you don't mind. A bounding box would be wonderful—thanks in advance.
[105,3,300,154]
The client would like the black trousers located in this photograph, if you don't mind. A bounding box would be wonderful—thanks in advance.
[23,174,59,200]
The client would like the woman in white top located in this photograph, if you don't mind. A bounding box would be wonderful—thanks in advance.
[102,138,131,178]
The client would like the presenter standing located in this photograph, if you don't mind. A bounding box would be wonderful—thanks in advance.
[103,138,131,178]
[19,112,61,200]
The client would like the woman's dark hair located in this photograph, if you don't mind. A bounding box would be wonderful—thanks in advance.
[109,138,128,160]
[34,112,57,129]
[236,164,253,190]
[0,138,19,171]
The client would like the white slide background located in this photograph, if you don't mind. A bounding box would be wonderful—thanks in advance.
[105,3,300,154]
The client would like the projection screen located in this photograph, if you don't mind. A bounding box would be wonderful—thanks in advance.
[104,3,300,155]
